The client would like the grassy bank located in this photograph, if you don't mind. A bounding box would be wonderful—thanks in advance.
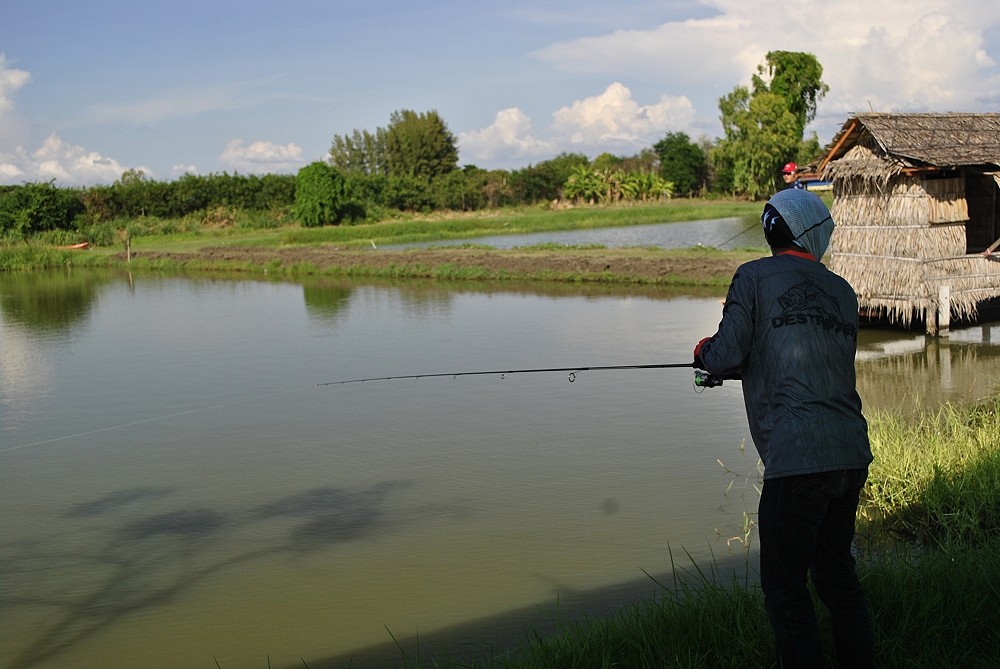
[0,200,763,272]
[274,200,761,249]
[372,395,1000,669]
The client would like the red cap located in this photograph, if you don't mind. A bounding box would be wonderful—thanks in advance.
[782,162,798,174]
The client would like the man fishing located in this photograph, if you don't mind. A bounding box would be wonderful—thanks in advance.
[693,188,875,668]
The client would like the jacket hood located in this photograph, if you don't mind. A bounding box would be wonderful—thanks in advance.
[764,189,835,261]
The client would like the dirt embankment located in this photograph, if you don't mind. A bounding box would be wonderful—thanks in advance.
[130,246,755,285]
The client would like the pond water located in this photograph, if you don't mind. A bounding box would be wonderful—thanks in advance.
[388,216,766,250]
[2,266,999,669]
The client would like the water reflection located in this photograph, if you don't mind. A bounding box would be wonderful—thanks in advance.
[1,268,999,669]
[856,325,1000,413]
[0,269,109,334]
[301,281,352,323]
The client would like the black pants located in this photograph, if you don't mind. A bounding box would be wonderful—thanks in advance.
[758,469,875,668]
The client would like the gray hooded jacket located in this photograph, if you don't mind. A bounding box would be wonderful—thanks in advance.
[695,189,872,479]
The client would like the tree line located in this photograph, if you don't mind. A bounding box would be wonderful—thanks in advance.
[1,51,826,236]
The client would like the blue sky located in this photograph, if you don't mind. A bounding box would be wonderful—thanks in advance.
[2,0,999,186]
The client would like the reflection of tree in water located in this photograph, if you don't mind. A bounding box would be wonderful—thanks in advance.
[856,339,1000,414]
[301,280,353,323]
[0,269,109,334]
[3,480,436,669]
[301,278,459,324]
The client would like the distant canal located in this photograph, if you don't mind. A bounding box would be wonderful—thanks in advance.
[2,267,998,669]
[387,216,766,250]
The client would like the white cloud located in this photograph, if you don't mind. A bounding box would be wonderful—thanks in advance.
[0,166,23,182]
[458,84,694,166]
[531,10,753,85]
[819,7,1000,117]
[0,55,33,159]
[458,108,557,165]
[532,0,1000,140]
[0,56,134,185]
[550,82,695,148]
[0,54,30,115]
[218,139,305,174]
[0,135,127,186]
[172,164,200,178]
[32,134,126,184]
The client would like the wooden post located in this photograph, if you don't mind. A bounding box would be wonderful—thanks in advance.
[939,341,953,391]
[927,299,938,336]
[936,285,951,337]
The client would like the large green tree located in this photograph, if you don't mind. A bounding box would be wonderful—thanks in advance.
[329,128,386,175]
[329,109,458,182]
[752,50,829,139]
[383,109,459,180]
[653,132,706,196]
[715,51,828,199]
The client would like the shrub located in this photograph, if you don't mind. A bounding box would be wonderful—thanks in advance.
[294,162,349,227]
[384,174,434,212]
[0,181,85,236]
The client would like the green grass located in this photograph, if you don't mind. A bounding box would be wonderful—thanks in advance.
[1,201,766,284]
[860,540,1000,667]
[3,199,762,258]
[863,395,1000,547]
[0,242,81,271]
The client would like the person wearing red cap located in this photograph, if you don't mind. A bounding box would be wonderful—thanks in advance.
[782,162,804,190]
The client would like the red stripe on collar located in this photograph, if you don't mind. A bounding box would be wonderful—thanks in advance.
[778,248,816,261]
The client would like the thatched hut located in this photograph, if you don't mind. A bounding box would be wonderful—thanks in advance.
[816,112,1000,334]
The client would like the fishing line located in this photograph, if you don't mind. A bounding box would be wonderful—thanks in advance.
[712,218,761,248]
[1,385,315,455]
[6,364,718,454]
[317,362,695,386]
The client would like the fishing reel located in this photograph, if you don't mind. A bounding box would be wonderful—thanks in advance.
[694,369,723,388]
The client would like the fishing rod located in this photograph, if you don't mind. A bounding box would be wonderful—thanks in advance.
[713,218,761,248]
[317,363,723,387]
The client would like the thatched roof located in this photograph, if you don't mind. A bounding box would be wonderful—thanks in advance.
[818,112,1000,328]
[818,113,1000,178]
